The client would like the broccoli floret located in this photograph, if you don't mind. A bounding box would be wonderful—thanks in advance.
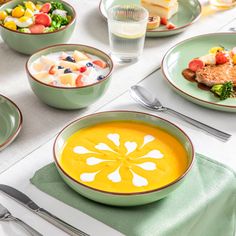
[50,14,69,30]
[50,2,65,13]
[211,82,233,100]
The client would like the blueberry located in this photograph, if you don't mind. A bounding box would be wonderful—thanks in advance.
[97,75,105,81]
[58,66,64,69]
[86,62,94,67]
[65,56,76,63]
[64,68,72,74]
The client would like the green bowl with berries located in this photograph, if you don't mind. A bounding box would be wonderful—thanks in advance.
[26,44,114,110]
[0,0,76,54]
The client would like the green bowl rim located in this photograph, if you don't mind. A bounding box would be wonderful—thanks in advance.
[0,94,23,150]
[0,0,76,35]
[53,110,195,196]
[25,43,114,89]
[161,32,236,109]
[98,0,202,33]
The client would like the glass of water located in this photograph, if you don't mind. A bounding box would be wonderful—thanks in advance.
[107,4,148,63]
[209,0,236,8]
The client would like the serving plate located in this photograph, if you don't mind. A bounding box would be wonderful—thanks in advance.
[54,111,194,206]
[99,0,201,37]
[162,33,236,112]
[0,95,22,151]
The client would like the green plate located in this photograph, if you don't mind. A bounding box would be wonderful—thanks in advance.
[162,33,236,112]
[99,0,201,37]
[0,95,22,151]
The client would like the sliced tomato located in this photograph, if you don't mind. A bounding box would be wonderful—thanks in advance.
[93,60,107,69]
[188,59,204,72]
[35,13,51,27]
[29,24,45,33]
[166,23,176,30]
[76,74,84,87]
[215,52,228,65]
[40,3,51,13]
[160,17,168,25]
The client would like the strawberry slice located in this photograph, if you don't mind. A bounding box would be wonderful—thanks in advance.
[215,52,228,65]
[40,3,51,13]
[188,59,204,72]
[93,60,107,69]
[166,23,176,30]
[49,65,56,75]
[29,24,45,33]
[79,66,87,73]
[160,17,168,25]
[35,13,51,27]
[76,75,84,87]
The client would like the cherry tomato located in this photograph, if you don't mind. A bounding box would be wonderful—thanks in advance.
[160,17,168,25]
[40,3,51,13]
[29,24,45,33]
[215,52,228,65]
[188,59,204,72]
[35,13,51,27]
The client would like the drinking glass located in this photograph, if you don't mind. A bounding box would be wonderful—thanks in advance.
[107,4,148,63]
[209,0,236,8]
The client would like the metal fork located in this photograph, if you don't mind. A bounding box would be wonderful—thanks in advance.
[0,203,42,236]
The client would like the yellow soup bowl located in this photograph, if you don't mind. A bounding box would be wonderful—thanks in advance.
[54,111,195,206]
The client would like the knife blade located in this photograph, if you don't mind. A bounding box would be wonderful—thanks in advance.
[0,184,90,236]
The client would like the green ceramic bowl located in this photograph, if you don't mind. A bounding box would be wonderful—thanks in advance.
[26,44,114,110]
[99,0,201,37]
[53,111,194,206]
[0,0,76,55]
[0,94,22,151]
[162,33,236,112]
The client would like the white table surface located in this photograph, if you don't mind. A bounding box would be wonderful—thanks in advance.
[0,0,236,235]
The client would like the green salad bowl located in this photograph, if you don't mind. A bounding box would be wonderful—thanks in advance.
[0,0,76,55]
[53,111,194,206]
[0,94,23,151]
[26,44,114,110]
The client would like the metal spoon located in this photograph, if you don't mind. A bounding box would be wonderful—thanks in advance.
[0,203,42,236]
[229,27,236,32]
[130,85,231,142]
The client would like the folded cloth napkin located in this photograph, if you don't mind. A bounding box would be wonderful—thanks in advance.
[31,153,236,236]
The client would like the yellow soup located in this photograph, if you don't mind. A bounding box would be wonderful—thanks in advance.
[60,121,189,193]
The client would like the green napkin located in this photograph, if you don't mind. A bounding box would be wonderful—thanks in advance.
[31,154,236,236]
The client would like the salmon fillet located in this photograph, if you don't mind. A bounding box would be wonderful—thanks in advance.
[195,63,236,87]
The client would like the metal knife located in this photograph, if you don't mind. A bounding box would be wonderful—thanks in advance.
[0,184,90,236]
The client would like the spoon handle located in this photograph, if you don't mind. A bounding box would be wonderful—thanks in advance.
[165,108,231,141]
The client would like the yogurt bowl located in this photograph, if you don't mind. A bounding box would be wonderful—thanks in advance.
[54,111,195,206]
[26,44,114,109]
[0,0,76,54]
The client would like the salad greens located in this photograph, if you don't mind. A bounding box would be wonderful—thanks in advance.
[50,2,65,12]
